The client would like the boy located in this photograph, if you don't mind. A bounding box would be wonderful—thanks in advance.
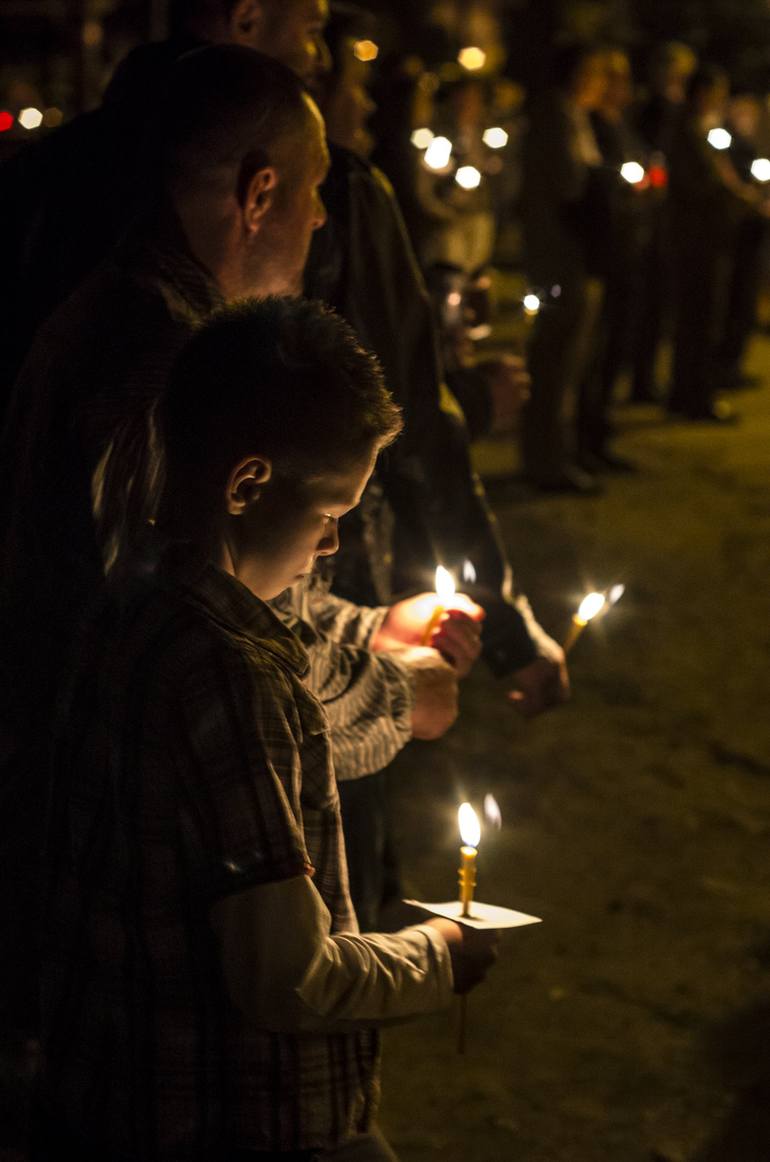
[37,298,496,1161]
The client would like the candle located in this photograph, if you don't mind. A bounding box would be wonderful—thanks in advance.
[421,565,456,646]
[563,591,606,655]
[458,802,481,918]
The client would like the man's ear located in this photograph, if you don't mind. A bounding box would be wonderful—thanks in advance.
[227,0,265,47]
[226,456,273,516]
[242,166,279,234]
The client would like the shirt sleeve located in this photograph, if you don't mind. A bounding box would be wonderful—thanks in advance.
[304,583,389,649]
[211,873,454,1032]
[175,640,313,903]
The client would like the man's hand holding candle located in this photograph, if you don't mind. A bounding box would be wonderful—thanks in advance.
[371,591,485,678]
[422,919,499,994]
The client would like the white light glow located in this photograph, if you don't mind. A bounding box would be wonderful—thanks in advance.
[462,559,477,584]
[435,565,456,603]
[459,802,481,848]
[707,127,732,150]
[18,107,43,130]
[483,126,509,149]
[577,592,606,623]
[455,165,482,189]
[751,157,770,182]
[608,584,625,606]
[458,46,486,71]
[411,126,435,150]
[620,161,645,184]
[523,293,541,315]
[424,135,452,170]
[483,794,502,829]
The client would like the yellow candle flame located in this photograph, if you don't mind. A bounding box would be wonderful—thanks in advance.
[576,591,606,625]
[458,802,481,849]
[435,565,456,603]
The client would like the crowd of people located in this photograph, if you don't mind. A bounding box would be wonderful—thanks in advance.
[0,1,766,1159]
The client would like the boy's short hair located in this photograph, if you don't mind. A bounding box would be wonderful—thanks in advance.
[159,297,402,522]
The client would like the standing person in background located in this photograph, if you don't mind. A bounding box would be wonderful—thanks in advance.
[668,65,761,422]
[519,41,609,494]
[631,41,697,405]
[718,91,770,388]
[577,46,650,473]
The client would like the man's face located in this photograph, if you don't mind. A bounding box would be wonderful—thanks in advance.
[247,0,331,87]
[249,95,329,295]
[236,444,378,600]
[321,40,375,156]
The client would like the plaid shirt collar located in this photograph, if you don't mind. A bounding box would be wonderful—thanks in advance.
[148,540,311,680]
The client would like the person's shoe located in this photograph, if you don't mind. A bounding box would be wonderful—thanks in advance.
[536,465,603,495]
[593,449,638,473]
[685,399,739,424]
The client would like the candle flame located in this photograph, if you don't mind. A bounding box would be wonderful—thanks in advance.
[424,135,453,170]
[462,559,477,585]
[458,802,481,848]
[577,591,606,623]
[608,583,625,606]
[435,565,456,603]
[483,793,502,829]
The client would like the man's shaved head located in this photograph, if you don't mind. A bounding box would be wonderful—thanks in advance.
[158,44,311,198]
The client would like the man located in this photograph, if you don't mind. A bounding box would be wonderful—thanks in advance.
[668,65,760,422]
[0,45,464,1044]
[34,297,497,1161]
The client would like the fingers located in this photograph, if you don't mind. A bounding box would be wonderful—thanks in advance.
[429,612,482,678]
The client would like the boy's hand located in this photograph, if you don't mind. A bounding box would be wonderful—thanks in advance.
[424,918,499,993]
[398,647,459,740]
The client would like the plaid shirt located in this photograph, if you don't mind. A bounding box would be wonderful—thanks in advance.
[41,545,381,1158]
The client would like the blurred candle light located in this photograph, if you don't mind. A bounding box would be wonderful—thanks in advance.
[523,293,541,316]
[707,127,732,150]
[462,559,476,585]
[455,165,482,190]
[483,794,502,829]
[458,46,486,71]
[483,126,509,149]
[608,583,625,606]
[424,135,452,170]
[620,160,645,184]
[421,566,455,645]
[411,126,435,150]
[751,157,770,182]
[0,111,14,132]
[353,39,379,62]
[18,107,43,130]
[564,591,606,654]
[42,107,63,128]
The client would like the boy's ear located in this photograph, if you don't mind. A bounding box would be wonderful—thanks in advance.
[226,456,273,516]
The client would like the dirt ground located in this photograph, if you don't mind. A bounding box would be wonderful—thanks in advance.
[378,342,770,1161]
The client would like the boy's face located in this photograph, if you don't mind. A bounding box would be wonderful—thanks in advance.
[231,443,378,600]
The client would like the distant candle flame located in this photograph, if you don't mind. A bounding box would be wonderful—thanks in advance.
[620,160,645,184]
[424,135,452,170]
[707,127,732,150]
[608,584,625,606]
[751,157,770,182]
[411,126,435,150]
[455,165,482,190]
[577,592,606,623]
[435,565,456,603]
[458,46,486,71]
[483,126,508,149]
[353,39,379,62]
[483,794,502,829]
[462,559,476,585]
[523,293,541,316]
[459,802,481,848]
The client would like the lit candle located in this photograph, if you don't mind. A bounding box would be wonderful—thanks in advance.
[563,591,606,654]
[458,802,481,918]
[421,565,456,646]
